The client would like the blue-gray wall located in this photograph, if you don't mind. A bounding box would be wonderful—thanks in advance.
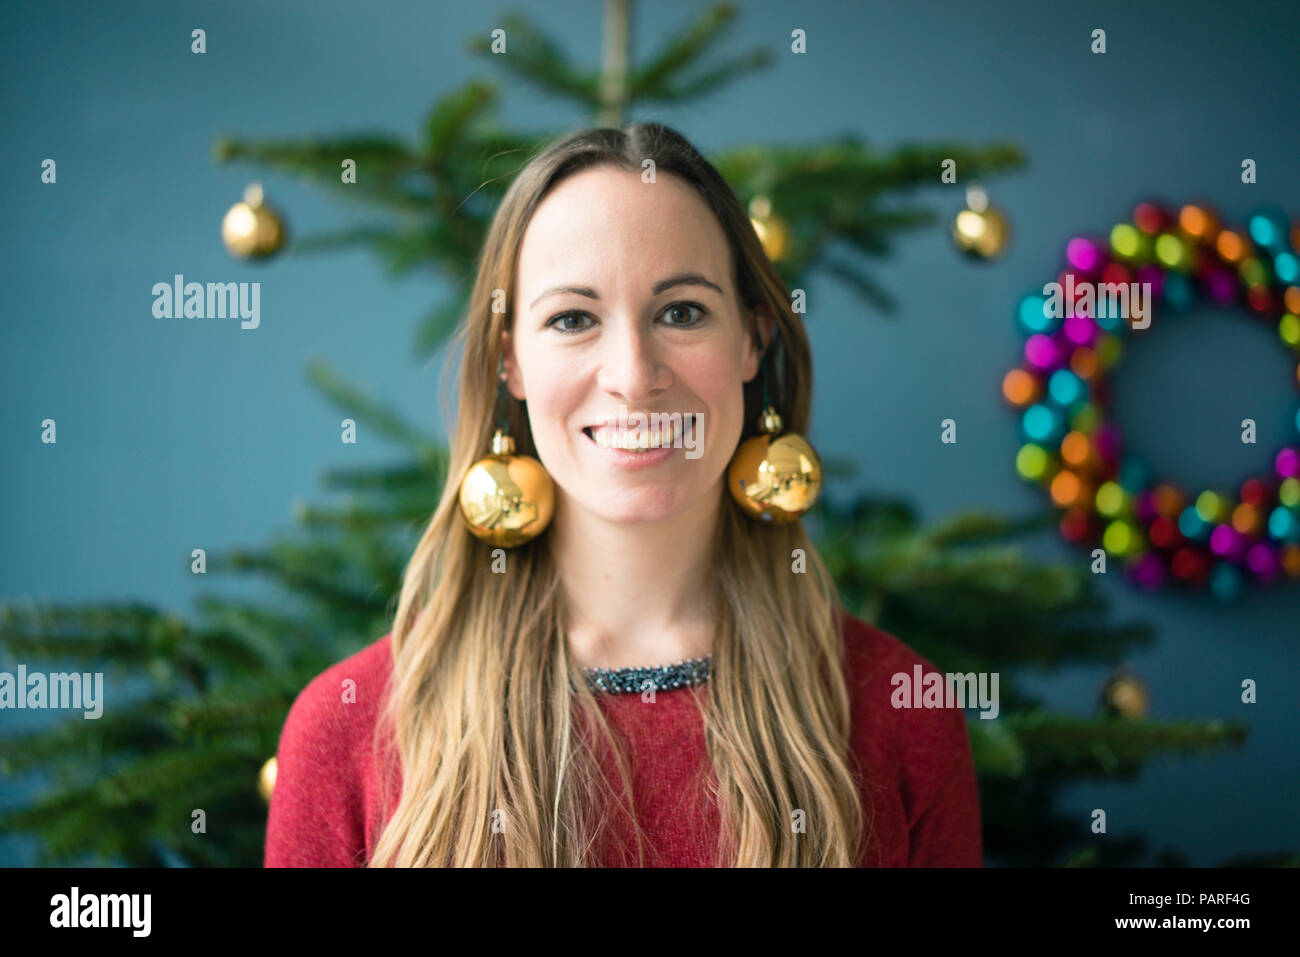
[2,0,1297,866]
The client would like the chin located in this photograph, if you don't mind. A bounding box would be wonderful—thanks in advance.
[567,484,697,525]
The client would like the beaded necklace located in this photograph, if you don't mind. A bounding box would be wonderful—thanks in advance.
[580,655,712,694]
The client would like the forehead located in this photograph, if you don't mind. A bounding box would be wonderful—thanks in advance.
[515,166,734,305]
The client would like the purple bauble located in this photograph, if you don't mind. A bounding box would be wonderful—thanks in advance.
[1066,237,1107,275]
[1246,542,1281,581]
[1275,447,1300,479]
[1025,334,1061,371]
[1209,524,1247,562]
[1129,553,1167,590]
[1135,264,1165,301]
[1064,312,1098,347]
[1204,266,1238,305]
[1094,424,1123,462]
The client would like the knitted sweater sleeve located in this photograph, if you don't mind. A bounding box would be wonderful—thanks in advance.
[904,702,983,867]
[843,612,984,867]
[264,658,374,868]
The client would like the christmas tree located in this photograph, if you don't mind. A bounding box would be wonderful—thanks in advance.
[0,1,1264,868]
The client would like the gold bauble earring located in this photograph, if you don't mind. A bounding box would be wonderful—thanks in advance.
[727,343,824,523]
[457,362,555,547]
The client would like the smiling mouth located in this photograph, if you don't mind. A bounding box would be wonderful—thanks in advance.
[583,418,696,451]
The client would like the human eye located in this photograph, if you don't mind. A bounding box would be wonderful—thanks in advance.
[544,311,595,334]
[660,301,710,327]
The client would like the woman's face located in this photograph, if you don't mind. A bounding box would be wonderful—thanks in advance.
[504,165,772,526]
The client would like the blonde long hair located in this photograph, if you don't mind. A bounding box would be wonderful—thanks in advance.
[368,123,867,866]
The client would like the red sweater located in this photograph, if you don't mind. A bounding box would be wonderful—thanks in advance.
[264,611,983,867]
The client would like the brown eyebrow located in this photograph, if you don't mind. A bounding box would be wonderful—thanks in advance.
[528,272,723,310]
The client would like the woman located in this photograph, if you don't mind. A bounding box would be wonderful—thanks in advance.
[264,123,982,867]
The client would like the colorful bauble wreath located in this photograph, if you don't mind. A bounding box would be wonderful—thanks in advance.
[1003,201,1300,600]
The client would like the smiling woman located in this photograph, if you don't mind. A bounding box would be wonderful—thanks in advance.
[264,122,982,868]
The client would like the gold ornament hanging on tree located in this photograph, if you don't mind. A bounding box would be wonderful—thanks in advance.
[749,195,791,262]
[727,406,823,523]
[222,182,286,260]
[258,756,277,804]
[1098,666,1150,719]
[951,183,1011,260]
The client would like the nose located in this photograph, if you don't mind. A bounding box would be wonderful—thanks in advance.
[596,320,671,402]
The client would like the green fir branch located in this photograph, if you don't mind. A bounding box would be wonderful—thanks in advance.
[466,15,599,106]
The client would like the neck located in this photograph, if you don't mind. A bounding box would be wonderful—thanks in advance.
[553,480,723,671]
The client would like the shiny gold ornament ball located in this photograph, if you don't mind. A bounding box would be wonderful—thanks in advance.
[749,195,791,262]
[458,430,555,547]
[727,409,823,523]
[222,182,286,260]
[952,184,1011,260]
[1100,671,1150,719]
[258,756,277,804]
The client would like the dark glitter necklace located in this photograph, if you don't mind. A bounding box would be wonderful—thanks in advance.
[581,654,712,694]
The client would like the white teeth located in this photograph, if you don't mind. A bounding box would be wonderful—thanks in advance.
[591,421,687,451]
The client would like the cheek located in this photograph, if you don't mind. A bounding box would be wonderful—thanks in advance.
[679,356,746,461]
[688,353,745,409]
[525,368,586,437]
